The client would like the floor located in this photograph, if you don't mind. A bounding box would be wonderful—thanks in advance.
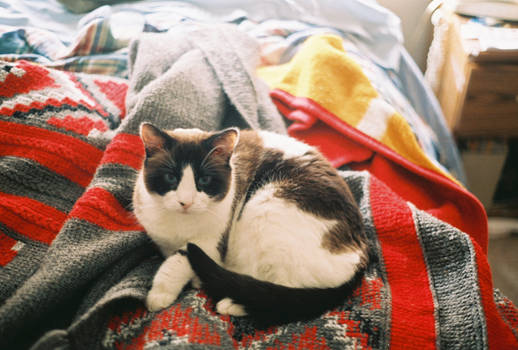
[487,218,518,305]
[465,141,518,305]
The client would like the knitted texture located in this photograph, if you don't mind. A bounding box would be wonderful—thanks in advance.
[0,23,285,349]
[0,23,517,350]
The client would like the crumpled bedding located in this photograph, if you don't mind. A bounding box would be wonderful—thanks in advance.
[0,0,465,181]
[0,19,517,350]
[2,1,516,349]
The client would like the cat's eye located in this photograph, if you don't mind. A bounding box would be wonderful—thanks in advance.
[164,173,178,186]
[199,175,211,186]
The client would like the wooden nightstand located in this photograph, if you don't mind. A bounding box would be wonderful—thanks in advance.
[429,12,518,210]
[436,13,518,137]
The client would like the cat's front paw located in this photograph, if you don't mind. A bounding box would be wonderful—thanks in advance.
[216,298,247,316]
[146,287,178,312]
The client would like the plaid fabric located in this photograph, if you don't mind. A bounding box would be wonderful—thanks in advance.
[0,18,127,77]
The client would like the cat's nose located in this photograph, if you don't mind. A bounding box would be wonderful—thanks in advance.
[179,201,192,210]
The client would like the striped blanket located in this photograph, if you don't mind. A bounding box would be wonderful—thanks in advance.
[0,24,517,350]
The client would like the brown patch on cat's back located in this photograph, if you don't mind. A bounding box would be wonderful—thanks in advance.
[234,130,264,158]
[273,150,354,219]
[232,130,264,194]
[321,221,366,255]
[321,224,349,254]
[216,130,264,260]
[270,149,368,256]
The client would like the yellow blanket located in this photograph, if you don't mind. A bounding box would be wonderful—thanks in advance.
[258,34,457,184]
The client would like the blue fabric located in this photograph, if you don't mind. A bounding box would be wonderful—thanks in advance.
[397,49,466,183]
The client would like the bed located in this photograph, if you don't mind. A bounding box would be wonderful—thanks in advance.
[0,0,517,349]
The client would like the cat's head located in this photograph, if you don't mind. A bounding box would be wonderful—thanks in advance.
[137,123,239,214]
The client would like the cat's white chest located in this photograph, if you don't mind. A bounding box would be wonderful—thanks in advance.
[148,208,220,256]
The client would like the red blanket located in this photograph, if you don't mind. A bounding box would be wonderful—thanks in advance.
[272,89,488,251]
[270,88,518,349]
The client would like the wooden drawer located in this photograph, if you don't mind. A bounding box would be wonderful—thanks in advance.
[455,64,518,136]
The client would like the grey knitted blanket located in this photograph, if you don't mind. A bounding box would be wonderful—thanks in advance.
[0,23,285,349]
[0,23,517,350]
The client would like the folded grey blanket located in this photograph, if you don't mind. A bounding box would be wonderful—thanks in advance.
[0,23,285,349]
[124,23,286,135]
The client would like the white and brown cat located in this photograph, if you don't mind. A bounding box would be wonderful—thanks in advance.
[133,123,369,323]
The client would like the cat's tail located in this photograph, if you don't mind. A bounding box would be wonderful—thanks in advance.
[186,243,365,325]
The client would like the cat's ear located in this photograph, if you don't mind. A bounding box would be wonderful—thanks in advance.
[206,128,240,161]
[140,123,173,157]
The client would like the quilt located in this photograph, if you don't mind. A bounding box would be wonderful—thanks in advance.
[0,23,517,350]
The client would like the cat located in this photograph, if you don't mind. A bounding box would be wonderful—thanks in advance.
[133,123,369,323]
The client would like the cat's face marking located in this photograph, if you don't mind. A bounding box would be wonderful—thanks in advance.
[139,123,239,215]
[161,165,212,214]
